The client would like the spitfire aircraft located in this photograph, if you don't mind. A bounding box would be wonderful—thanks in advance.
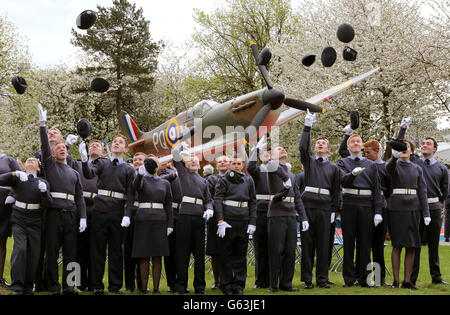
[119,42,379,165]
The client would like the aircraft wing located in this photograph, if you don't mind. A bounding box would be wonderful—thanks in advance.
[274,67,379,127]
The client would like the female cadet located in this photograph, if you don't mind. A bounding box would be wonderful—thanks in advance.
[387,139,430,289]
[132,156,173,294]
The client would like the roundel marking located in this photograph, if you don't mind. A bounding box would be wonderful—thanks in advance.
[165,119,180,147]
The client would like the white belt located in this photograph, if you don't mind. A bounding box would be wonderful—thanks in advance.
[83,191,97,199]
[133,201,139,207]
[138,202,164,209]
[0,186,12,191]
[14,201,40,210]
[256,194,272,201]
[342,188,372,196]
[97,189,125,200]
[223,200,248,208]
[182,196,203,205]
[172,202,180,209]
[392,188,417,195]
[50,192,75,201]
[428,197,439,203]
[304,186,330,195]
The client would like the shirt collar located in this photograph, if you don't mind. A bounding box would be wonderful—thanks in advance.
[421,157,437,165]
[110,157,124,164]
[315,156,329,161]
[349,155,365,161]
[374,158,385,164]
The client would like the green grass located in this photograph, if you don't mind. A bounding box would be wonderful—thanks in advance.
[2,237,450,295]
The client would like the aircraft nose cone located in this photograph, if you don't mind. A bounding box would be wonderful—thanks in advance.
[263,88,285,110]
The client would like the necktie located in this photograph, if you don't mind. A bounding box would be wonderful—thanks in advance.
[355,157,360,162]
[425,159,430,165]
[318,157,323,162]
[28,174,34,180]
[113,159,119,166]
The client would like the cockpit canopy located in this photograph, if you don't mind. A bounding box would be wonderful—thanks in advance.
[187,100,219,119]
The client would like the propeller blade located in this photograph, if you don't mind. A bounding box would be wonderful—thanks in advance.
[284,98,325,113]
[245,104,272,142]
[250,42,273,89]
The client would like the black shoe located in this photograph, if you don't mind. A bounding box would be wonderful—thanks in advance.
[343,281,357,288]
[391,281,399,288]
[327,280,335,285]
[211,284,220,290]
[0,278,10,288]
[125,288,135,293]
[281,287,299,292]
[13,291,23,295]
[445,238,449,242]
[318,282,330,289]
[432,279,448,285]
[222,289,233,295]
[232,289,244,295]
[23,290,34,296]
[267,287,278,293]
[63,290,78,295]
[152,289,161,294]
[109,289,122,294]
[49,290,61,295]
[401,282,419,290]
[140,289,148,295]
[195,289,205,295]
[304,282,314,289]
[93,289,104,295]
[167,287,177,293]
[177,289,189,295]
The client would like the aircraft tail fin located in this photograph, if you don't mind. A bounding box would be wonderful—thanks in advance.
[119,111,144,143]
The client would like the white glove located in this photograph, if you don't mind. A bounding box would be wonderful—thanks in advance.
[79,218,87,233]
[138,165,146,176]
[401,117,412,128]
[38,180,47,192]
[38,103,47,122]
[15,171,29,182]
[5,196,15,204]
[374,214,383,227]
[65,134,78,146]
[79,142,88,163]
[167,227,173,236]
[217,221,232,238]
[283,178,292,189]
[424,217,431,226]
[352,167,365,176]
[203,209,214,221]
[304,109,316,127]
[121,216,131,227]
[247,224,256,235]
[344,124,353,136]
[302,221,309,232]
[392,149,401,158]
[331,212,335,224]
[256,135,267,150]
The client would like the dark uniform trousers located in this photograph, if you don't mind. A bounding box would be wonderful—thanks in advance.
[124,217,141,291]
[300,208,330,284]
[76,212,91,290]
[268,216,297,290]
[218,220,249,292]
[372,207,387,283]
[411,209,443,284]
[341,204,374,285]
[90,211,124,291]
[254,212,269,287]
[445,206,450,240]
[164,218,177,290]
[175,214,206,292]
[328,221,336,268]
[10,210,42,294]
[34,209,47,291]
[45,208,78,293]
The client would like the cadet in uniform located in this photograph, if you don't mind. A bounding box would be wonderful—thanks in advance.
[0,145,20,288]
[266,145,309,293]
[397,119,449,286]
[79,134,135,294]
[299,111,340,289]
[214,155,257,295]
[0,158,51,295]
[171,142,213,294]
[205,155,230,290]
[387,135,429,289]
[247,138,271,289]
[38,104,87,295]
[132,157,173,294]
[72,140,104,292]
[337,131,383,287]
